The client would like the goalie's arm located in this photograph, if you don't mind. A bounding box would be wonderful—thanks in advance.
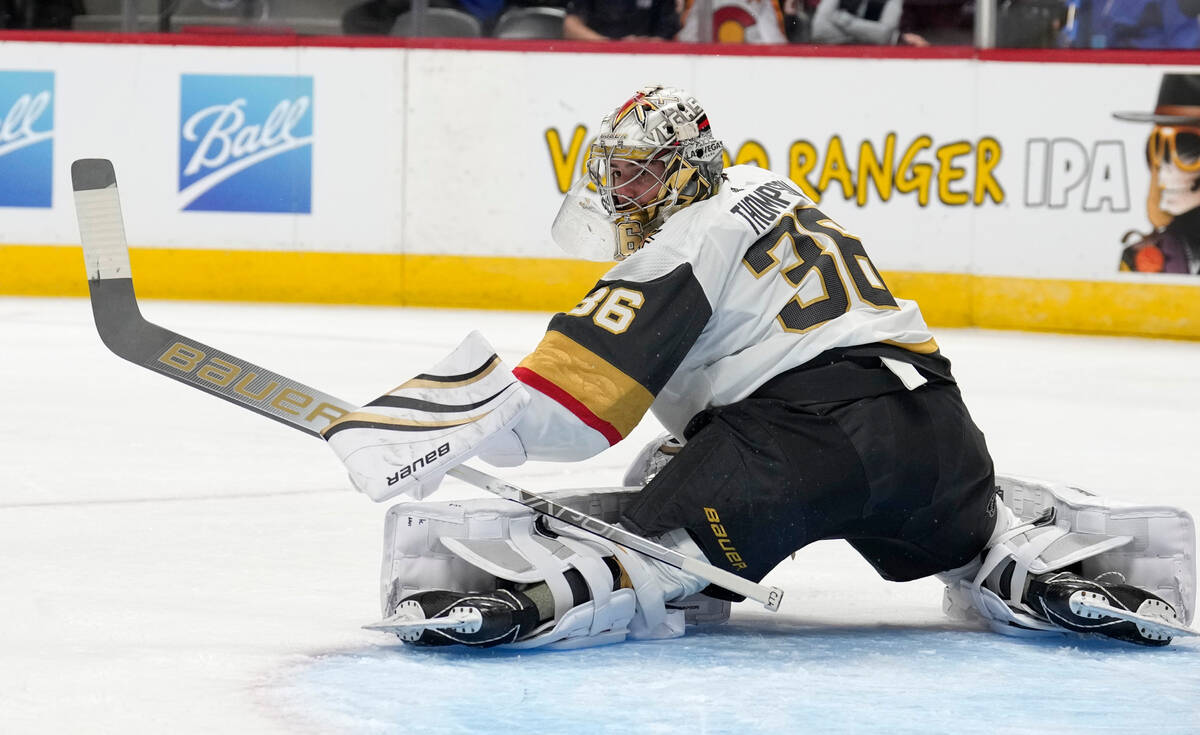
[510,263,713,459]
[502,391,611,462]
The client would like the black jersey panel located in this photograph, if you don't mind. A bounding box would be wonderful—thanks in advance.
[547,262,713,398]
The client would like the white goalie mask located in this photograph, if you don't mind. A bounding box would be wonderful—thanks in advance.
[552,84,724,262]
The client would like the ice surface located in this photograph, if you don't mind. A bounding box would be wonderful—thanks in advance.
[2,297,1199,734]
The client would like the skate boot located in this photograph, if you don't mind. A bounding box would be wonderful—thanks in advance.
[366,588,543,648]
[1025,571,1180,647]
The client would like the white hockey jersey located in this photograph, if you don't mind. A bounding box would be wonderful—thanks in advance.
[512,164,937,460]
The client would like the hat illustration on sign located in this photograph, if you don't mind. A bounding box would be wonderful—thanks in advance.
[1110,72,1200,274]
[1113,74,1200,125]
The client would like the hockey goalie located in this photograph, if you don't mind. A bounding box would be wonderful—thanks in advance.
[324,85,1196,649]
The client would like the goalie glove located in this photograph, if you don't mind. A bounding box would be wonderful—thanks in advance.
[322,331,530,502]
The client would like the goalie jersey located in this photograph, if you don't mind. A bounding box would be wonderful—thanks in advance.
[512,164,940,460]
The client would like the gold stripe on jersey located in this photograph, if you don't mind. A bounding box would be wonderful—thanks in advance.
[518,330,654,439]
[882,337,940,354]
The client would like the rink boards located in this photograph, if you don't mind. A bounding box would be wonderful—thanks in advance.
[0,36,1197,337]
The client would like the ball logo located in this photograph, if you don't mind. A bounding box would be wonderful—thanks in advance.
[0,70,54,208]
[179,74,313,213]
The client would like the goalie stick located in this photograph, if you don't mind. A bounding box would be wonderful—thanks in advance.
[71,158,784,613]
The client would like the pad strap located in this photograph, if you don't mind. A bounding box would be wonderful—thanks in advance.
[506,519,584,621]
[394,500,643,649]
[549,518,683,639]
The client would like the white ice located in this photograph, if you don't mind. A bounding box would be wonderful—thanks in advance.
[2,297,1199,734]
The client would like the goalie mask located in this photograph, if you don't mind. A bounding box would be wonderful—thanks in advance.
[552,85,724,262]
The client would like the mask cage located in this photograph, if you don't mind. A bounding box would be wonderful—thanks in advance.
[586,141,677,225]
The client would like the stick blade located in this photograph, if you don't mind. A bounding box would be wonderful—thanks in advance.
[71,158,131,282]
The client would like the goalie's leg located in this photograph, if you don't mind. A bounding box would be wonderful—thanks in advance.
[378,538,632,648]
[940,476,1196,646]
[973,511,1183,646]
[373,497,714,649]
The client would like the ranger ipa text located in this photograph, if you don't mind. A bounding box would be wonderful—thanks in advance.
[545,126,1006,208]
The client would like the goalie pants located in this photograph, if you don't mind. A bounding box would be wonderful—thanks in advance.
[621,348,997,598]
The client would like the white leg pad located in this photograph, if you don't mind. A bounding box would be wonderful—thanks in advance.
[381,497,669,649]
[940,473,1197,636]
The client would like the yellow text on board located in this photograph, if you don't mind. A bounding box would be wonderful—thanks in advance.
[545,126,1005,208]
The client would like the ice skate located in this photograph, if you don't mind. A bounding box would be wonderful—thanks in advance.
[1026,571,1184,646]
[366,589,542,648]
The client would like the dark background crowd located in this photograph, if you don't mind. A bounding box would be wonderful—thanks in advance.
[3,0,1200,49]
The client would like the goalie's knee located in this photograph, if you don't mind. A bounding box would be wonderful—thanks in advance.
[622,433,684,487]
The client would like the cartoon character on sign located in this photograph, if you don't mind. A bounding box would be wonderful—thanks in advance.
[1113,74,1200,274]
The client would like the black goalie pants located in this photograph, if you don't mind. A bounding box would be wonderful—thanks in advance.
[620,364,997,598]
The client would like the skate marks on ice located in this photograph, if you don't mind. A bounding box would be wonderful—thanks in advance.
[268,621,1200,734]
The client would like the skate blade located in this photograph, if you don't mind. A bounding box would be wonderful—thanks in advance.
[1069,591,1198,642]
[363,601,484,641]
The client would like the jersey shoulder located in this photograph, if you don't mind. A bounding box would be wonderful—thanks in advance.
[718,165,812,237]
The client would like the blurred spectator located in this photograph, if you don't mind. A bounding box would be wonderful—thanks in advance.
[1060,0,1200,48]
[781,0,813,41]
[996,0,1063,48]
[676,0,787,43]
[4,0,82,28]
[563,0,681,40]
[811,0,929,45]
[342,0,503,35]
[901,0,973,45]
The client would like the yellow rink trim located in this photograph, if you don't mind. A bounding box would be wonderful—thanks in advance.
[0,245,610,311]
[3,244,1199,339]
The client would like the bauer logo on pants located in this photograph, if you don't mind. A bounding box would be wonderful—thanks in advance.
[178,74,313,213]
[0,70,54,208]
